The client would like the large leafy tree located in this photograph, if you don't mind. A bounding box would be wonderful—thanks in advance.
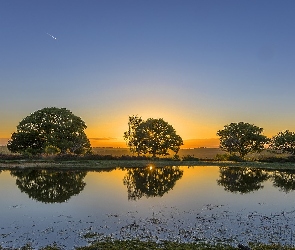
[123,115,143,154]
[123,165,183,200]
[272,169,295,193]
[10,169,87,203]
[217,167,269,194]
[124,116,183,157]
[7,107,91,155]
[270,130,295,155]
[217,122,269,158]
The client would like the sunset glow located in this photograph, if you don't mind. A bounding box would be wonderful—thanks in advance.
[1,1,295,149]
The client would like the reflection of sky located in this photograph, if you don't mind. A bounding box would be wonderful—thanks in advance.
[1,1,295,144]
[1,166,295,248]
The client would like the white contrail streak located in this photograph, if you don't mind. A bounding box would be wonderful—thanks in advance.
[46,32,57,40]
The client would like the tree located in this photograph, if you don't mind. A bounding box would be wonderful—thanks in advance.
[7,107,91,155]
[123,165,183,200]
[10,169,87,203]
[270,130,295,155]
[272,169,295,193]
[123,115,143,155]
[217,122,269,158]
[217,167,269,194]
[123,116,183,157]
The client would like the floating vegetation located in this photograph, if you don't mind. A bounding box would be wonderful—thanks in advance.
[2,241,295,250]
[1,204,295,249]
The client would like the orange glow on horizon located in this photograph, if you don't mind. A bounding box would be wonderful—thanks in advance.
[88,138,220,148]
[0,137,220,148]
[182,138,220,148]
[89,138,127,148]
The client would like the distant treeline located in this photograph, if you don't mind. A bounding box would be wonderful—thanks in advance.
[1,146,294,163]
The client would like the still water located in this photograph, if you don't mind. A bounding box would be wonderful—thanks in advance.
[0,166,295,248]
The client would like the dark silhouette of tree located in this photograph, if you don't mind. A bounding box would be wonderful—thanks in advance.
[217,122,269,158]
[272,169,295,193]
[7,107,91,155]
[10,169,87,203]
[123,165,183,200]
[123,115,143,155]
[270,130,295,155]
[217,167,269,194]
[124,116,183,157]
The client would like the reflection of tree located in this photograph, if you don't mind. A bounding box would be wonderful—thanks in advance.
[217,167,269,194]
[272,169,295,193]
[123,165,183,200]
[10,169,87,203]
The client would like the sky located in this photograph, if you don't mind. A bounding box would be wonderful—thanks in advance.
[1,0,295,148]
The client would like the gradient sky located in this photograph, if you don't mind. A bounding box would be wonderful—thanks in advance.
[1,0,295,147]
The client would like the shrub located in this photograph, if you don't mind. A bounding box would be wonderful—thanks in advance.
[182,154,199,161]
[215,153,243,162]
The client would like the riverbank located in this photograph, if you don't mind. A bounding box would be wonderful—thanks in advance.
[1,159,295,171]
[1,240,295,250]
[2,145,295,170]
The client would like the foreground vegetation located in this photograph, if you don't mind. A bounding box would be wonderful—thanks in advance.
[1,241,295,250]
[1,146,295,170]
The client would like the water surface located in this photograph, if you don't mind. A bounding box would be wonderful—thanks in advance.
[0,166,294,248]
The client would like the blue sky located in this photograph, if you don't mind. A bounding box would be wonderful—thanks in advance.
[1,0,295,147]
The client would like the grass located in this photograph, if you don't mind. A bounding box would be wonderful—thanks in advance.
[1,146,295,171]
[1,241,295,250]
[1,159,295,171]
[1,151,295,171]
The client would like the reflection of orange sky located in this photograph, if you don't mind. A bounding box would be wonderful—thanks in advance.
[176,166,220,188]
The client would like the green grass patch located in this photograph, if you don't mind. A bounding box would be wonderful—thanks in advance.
[76,240,239,249]
[1,241,295,250]
[1,146,295,171]
[1,158,295,171]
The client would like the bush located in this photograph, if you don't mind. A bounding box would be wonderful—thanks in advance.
[257,155,295,163]
[215,153,244,162]
[45,145,61,155]
[172,154,181,161]
[215,153,231,161]
[182,154,199,161]
[0,153,26,161]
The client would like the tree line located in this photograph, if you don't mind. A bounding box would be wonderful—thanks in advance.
[6,107,295,159]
